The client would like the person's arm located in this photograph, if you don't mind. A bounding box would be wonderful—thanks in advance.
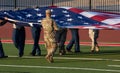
[4,17,18,23]
[53,20,59,31]
[0,20,7,26]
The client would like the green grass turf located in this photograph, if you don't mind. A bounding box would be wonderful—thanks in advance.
[0,43,120,73]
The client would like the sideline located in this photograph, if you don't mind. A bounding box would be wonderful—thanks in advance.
[0,64,120,72]
[2,40,120,46]
[108,65,120,68]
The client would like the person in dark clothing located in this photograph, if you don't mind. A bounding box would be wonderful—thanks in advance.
[0,20,7,26]
[12,24,25,57]
[55,28,67,55]
[0,38,8,58]
[30,25,41,56]
[0,20,8,58]
[4,15,25,57]
[66,28,80,53]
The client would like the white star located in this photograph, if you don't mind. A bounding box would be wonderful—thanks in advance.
[26,14,32,17]
[51,15,56,17]
[65,22,68,24]
[34,8,40,11]
[62,10,68,13]
[4,12,14,18]
[17,16,22,19]
[37,13,42,17]
[51,9,53,12]
[55,20,58,22]
[78,16,83,19]
[65,14,70,17]
[60,21,64,23]
[67,18,73,21]
[84,22,89,24]
[4,12,8,14]
[38,20,41,22]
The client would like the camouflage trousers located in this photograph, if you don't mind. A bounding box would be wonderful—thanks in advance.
[44,38,57,63]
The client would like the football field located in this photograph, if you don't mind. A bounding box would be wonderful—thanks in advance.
[0,43,120,73]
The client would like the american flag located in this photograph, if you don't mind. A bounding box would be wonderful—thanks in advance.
[0,6,120,29]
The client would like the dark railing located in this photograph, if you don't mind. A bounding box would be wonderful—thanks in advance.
[0,0,120,13]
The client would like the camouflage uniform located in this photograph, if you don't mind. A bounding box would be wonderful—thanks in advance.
[41,10,59,63]
[89,29,100,52]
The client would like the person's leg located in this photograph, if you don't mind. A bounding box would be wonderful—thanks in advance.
[66,29,75,52]
[0,44,4,57]
[49,42,57,63]
[59,42,66,55]
[36,27,41,55]
[31,27,41,56]
[55,30,63,55]
[66,39,74,52]
[12,29,19,49]
[89,30,95,52]
[18,27,25,57]
[31,27,37,55]
[44,38,52,62]
[89,34,95,52]
[59,29,67,55]
[0,39,8,58]
[74,30,80,52]
[94,30,100,52]
[94,38,100,52]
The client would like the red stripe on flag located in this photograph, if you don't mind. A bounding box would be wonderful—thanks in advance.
[69,8,84,13]
[91,15,114,21]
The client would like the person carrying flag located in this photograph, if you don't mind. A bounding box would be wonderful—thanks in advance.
[89,29,100,53]
[0,20,8,58]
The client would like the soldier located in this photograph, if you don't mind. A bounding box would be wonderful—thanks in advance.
[88,29,100,53]
[41,9,59,63]
[0,20,8,58]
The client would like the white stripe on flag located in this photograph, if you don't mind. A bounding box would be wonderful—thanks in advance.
[80,11,100,18]
[59,7,72,10]
[102,17,120,25]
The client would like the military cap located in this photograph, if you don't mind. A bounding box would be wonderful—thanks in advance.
[46,9,51,14]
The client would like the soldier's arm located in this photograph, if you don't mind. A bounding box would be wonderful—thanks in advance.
[41,20,44,28]
[53,20,59,30]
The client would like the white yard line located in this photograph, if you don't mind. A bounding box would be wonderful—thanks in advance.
[0,64,120,72]
[9,55,120,62]
[108,65,120,68]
